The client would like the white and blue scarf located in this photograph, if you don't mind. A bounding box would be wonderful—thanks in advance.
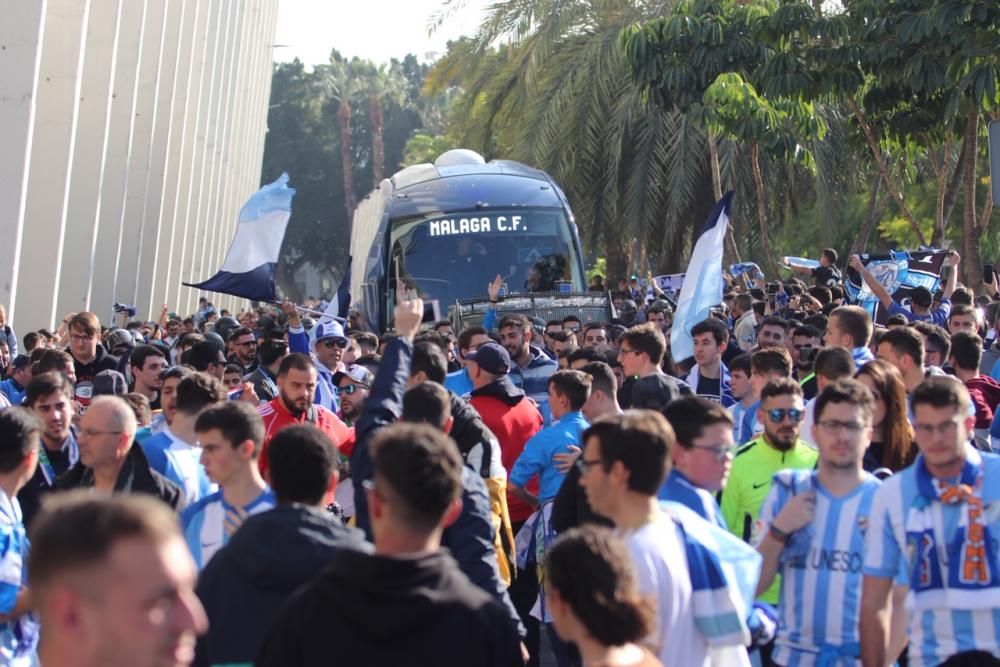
[905,452,1000,611]
[662,502,759,648]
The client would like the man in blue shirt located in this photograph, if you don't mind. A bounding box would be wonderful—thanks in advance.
[0,356,31,406]
[509,370,591,509]
[850,251,959,327]
[862,376,1000,666]
[0,408,42,665]
[659,396,734,528]
[443,326,491,396]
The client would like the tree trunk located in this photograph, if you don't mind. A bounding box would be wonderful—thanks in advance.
[605,235,630,287]
[370,94,385,188]
[938,136,967,239]
[850,172,886,256]
[846,96,927,245]
[961,110,982,291]
[338,100,357,223]
[931,129,953,246]
[750,140,779,277]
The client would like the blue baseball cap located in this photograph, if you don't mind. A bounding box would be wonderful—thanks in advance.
[467,342,511,376]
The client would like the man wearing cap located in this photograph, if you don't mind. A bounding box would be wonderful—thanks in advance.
[283,302,343,414]
[91,370,128,398]
[332,365,373,428]
[850,251,960,327]
[0,356,31,406]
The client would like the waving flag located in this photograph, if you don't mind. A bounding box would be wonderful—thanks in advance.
[184,173,295,302]
[844,249,948,322]
[671,192,733,362]
[319,256,352,322]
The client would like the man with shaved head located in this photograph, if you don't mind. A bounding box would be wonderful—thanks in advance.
[54,396,185,510]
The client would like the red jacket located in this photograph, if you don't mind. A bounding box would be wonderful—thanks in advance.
[966,375,1000,429]
[257,398,350,477]
[469,377,544,523]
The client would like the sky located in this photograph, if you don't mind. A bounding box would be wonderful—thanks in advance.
[273,0,489,67]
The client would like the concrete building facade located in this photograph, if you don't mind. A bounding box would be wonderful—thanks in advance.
[0,0,279,332]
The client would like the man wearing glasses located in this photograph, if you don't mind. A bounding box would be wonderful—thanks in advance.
[226,326,259,376]
[720,377,817,605]
[862,377,1000,667]
[55,396,184,510]
[332,365,373,428]
[659,396,735,529]
[755,379,894,667]
[65,312,119,409]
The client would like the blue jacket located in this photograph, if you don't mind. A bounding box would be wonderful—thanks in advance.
[658,469,726,529]
[348,336,524,636]
[0,379,25,406]
[510,411,589,503]
[444,367,473,396]
[482,309,557,423]
[509,347,557,425]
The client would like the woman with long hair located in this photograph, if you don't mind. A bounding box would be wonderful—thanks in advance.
[544,526,662,667]
[855,360,916,474]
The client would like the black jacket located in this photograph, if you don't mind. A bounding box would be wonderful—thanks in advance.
[350,336,523,635]
[551,461,614,534]
[53,443,185,511]
[194,505,370,667]
[449,391,498,475]
[256,549,523,667]
[70,346,120,403]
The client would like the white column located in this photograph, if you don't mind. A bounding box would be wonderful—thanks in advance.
[13,0,91,332]
[56,0,123,320]
[89,0,147,324]
[0,1,47,321]
[107,0,166,321]
[176,0,224,316]
[130,0,183,320]
[148,0,195,315]
[162,0,208,314]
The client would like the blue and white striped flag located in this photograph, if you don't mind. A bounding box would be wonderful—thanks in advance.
[671,192,733,362]
[184,173,295,302]
[319,256,352,322]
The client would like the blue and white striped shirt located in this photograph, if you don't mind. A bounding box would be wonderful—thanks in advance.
[864,448,1000,666]
[0,490,36,665]
[181,489,276,569]
[757,470,880,666]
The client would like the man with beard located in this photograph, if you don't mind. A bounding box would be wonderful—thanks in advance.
[257,353,349,479]
[720,377,817,605]
[332,365,373,428]
[19,372,79,527]
[497,314,558,424]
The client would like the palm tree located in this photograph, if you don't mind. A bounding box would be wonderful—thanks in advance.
[426,0,720,279]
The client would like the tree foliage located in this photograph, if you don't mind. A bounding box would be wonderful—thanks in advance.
[261,53,445,300]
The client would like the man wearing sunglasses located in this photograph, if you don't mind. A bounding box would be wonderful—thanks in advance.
[286,308,347,414]
[332,365,373,428]
[720,377,818,606]
[226,326,259,376]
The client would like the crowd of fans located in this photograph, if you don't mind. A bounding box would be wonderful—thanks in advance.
[0,246,998,666]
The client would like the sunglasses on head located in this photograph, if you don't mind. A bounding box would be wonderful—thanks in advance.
[319,338,348,349]
[767,408,804,423]
[336,384,369,395]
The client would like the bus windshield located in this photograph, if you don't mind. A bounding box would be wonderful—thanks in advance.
[388,207,581,308]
